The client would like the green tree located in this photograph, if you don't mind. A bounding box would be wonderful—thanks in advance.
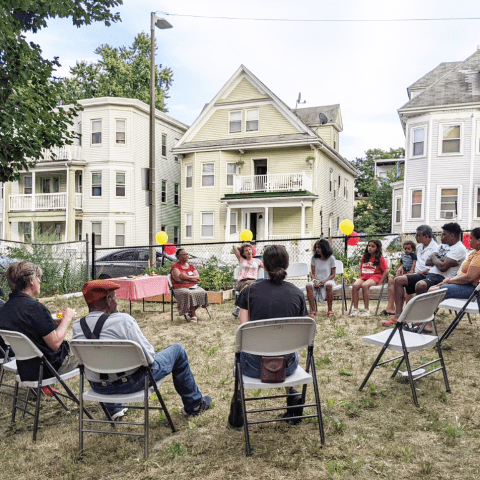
[353,148,404,234]
[0,1,122,182]
[58,33,173,111]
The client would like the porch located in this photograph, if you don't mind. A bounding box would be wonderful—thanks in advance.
[39,145,83,162]
[10,193,82,211]
[233,171,312,194]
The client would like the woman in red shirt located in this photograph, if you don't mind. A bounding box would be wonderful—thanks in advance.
[350,240,389,317]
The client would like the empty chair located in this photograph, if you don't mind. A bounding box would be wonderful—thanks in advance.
[70,339,176,459]
[332,260,347,315]
[234,317,325,456]
[359,289,450,407]
[286,262,309,291]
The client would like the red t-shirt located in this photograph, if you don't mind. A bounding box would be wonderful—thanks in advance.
[360,255,388,283]
[171,262,197,289]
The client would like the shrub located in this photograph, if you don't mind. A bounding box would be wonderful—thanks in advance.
[198,257,235,291]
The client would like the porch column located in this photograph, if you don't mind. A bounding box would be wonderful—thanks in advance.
[300,201,305,237]
[66,167,76,241]
[264,206,269,240]
[31,170,36,211]
[4,182,11,240]
[225,204,231,242]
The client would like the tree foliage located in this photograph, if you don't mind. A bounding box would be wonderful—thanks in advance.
[352,147,404,234]
[0,1,122,182]
[57,33,173,111]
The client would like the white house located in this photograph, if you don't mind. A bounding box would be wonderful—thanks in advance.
[393,47,480,233]
[1,97,188,247]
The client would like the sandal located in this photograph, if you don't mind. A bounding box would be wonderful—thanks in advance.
[309,311,317,319]
[328,310,335,318]
[380,309,395,316]
[185,314,197,323]
[382,317,397,327]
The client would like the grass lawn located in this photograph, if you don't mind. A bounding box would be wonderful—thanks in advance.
[1,295,480,480]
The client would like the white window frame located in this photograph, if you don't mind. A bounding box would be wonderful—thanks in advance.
[92,222,102,246]
[162,134,167,157]
[201,163,215,188]
[230,211,238,235]
[174,183,180,206]
[411,125,426,158]
[201,212,214,238]
[474,184,480,219]
[115,119,126,145]
[344,179,348,200]
[115,222,125,247]
[115,172,126,197]
[394,195,402,225]
[226,162,236,188]
[436,185,462,220]
[185,212,193,239]
[185,164,193,189]
[408,187,424,221]
[245,108,259,132]
[91,172,102,197]
[24,175,32,195]
[330,170,333,192]
[229,110,242,134]
[161,180,167,204]
[438,123,463,156]
[173,226,179,244]
[91,119,102,145]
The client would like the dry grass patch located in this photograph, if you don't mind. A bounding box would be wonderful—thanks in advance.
[2,298,480,479]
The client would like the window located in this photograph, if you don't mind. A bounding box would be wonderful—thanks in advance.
[329,170,333,192]
[185,213,193,238]
[395,196,402,224]
[202,163,215,187]
[161,180,167,203]
[174,183,179,206]
[246,109,259,132]
[24,176,32,194]
[344,179,348,200]
[53,176,60,193]
[77,122,82,146]
[92,172,102,196]
[411,189,423,219]
[227,163,236,187]
[173,226,179,244]
[441,124,461,154]
[92,222,101,246]
[201,212,214,237]
[230,211,238,235]
[42,178,50,193]
[115,223,125,246]
[116,172,125,197]
[336,217,340,233]
[92,120,102,144]
[186,165,193,188]
[116,120,126,144]
[162,134,167,156]
[476,187,480,218]
[412,126,425,156]
[21,222,32,243]
[161,224,166,232]
[439,187,458,219]
[229,110,242,133]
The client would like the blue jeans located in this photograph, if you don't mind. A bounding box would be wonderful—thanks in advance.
[239,352,299,379]
[441,283,477,299]
[91,344,202,414]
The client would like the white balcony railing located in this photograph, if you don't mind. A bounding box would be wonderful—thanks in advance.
[233,172,312,194]
[39,145,82,162]
[10,193,67,211]
[75,193,82,209]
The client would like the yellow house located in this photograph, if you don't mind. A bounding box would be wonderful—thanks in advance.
[173,66,356,244]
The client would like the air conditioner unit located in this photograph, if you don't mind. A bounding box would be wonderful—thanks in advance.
[440,210,455,219]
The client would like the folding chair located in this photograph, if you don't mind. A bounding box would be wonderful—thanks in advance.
[70,339,177,459]
[167,273,212,322]
[0,329,88,441]
[310,259,347,316]
[233,267,265,300]
[359,289,450,407]
[234,317,325,456]
[0,337,17,400]
[349,259,390,316]
[438,283,480,343]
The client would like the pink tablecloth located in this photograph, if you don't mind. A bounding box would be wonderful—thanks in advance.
[111,275,170,302]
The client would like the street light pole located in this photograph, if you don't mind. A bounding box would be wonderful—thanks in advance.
[149,13,172,267]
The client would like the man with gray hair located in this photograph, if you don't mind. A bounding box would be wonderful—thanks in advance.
[0,261,78,381]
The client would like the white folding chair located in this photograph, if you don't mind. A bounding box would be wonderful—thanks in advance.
[438,283,480,343]
[0,337,17,400]
[359,289,450,407]
[234,317,325,456]
[331,260,347,315]
[70,339,177,459]
[286,262,309,292]
[0,329,87,441]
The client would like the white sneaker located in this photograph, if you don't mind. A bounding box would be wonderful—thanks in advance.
[359,309,372,317]
[349,308,360,317]
[111,407,128,421]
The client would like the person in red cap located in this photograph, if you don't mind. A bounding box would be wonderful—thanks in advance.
[72,280,211,419]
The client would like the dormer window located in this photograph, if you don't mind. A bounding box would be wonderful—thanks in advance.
[229,110,242,133]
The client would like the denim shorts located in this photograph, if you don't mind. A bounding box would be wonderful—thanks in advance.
[239,351,299,379]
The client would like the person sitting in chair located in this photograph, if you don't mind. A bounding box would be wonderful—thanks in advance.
[72,280,211,420]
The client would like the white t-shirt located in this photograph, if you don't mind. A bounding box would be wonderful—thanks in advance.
[428,240,467,278]
[415,239,438,273]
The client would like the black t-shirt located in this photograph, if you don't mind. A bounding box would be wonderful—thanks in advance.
[237,280,308,320]
[0,291,69,380]
[0,299,7,358]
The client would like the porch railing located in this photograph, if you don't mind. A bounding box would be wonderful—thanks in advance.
[233,171,312,194]
[10,193,67,211]
[39,145,82,162]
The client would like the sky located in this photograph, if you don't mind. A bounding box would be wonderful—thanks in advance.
[27,0,480,161]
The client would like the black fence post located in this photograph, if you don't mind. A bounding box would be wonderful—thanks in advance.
[91,232,96,280]
[85,234,89,282]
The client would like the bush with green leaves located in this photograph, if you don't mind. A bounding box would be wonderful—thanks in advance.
[198,257,235,291]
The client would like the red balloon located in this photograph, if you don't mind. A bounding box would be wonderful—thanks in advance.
[463,233,471,249]
[347,231,360,246]
[164,243,176,256]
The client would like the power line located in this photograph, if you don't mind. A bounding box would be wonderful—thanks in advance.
[159,12,480,23]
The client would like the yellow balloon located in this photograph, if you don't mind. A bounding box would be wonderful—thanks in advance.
[155,231,168,245]
[339,219,354,236]
[240,229,253,242]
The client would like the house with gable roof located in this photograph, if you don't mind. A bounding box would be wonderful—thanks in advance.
[393,47,480,233]
[173,65,356,246]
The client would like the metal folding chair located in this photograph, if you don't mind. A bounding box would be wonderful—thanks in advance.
[234,317,325,456]
[359,289,450,407]
[0,329,89,441]
[70,339,177,459]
